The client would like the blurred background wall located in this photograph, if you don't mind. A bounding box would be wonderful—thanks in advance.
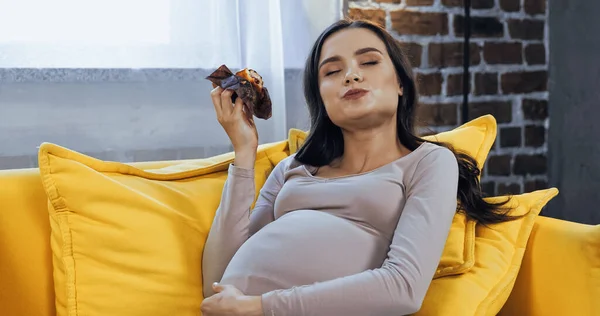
[0,69,308,166]
[546,0,600,225]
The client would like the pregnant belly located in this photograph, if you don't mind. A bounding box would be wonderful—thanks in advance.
[219,210,389,295]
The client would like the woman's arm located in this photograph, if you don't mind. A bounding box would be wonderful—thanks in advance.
[260,148,459,316]
[201,156,291,298]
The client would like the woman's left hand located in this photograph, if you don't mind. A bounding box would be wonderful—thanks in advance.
[200,283,263,316]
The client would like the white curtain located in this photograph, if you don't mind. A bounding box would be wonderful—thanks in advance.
[210,0,345,140]
[0,0,344,141]
[198,0,346,140]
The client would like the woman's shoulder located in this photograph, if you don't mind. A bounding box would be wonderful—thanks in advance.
[266,154,315,184]
[396,141,455,166]
[411,141,458,174]
[272,153,307,173]
[418,141,456,159]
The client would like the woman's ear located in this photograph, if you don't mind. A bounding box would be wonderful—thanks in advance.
[398,86,403,96]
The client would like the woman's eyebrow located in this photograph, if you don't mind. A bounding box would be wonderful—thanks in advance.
[319,47,383,70]
[354,47,383,56]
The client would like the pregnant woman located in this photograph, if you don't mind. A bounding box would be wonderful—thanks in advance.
[200,18,512,316]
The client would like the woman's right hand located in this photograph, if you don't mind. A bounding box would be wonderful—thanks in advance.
[211,87,258,169]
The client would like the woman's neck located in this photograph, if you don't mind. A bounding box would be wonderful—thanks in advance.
[336,121,409,173]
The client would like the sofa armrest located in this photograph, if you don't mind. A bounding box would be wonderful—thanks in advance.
[499,216,600,316]
[0,168,56,316]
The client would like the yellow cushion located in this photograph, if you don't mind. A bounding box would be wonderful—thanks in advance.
[38,140,290,316]
[414,188,559,316]
[499,216,600,316]
[423,115,496,277]
[289,114,497,278]
[421,115,496,172]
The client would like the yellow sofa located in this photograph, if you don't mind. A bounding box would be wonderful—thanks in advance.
[1,145,599,315]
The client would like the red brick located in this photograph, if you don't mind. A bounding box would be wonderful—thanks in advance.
[473,0,497,9]
[487,155,512,176]
[501,71,547,94]
[347,8,386,28]
[398,42,423,68]
[483,42,523,64]
[454,16,504,38]
[417,103,458,126]
[525,43,546,65]
[441,0,462,6]
[429,42,481,67]
[500,0,520,12]
[524,0,546,15]
[416,72,442,96]
[446,73,470,96]
[468,101,512,123]
[524,179,548,192]
[500,127,522,148]
[525,125,545,147]
[441,0,495,8]
[522,99,548,120]
[481,182,496,197]
[508,19,545,40]
[406,0,434,5]
[391,11,448,36]
[474,72,498,95]
[514,154,547,175]
[498,183,522,195]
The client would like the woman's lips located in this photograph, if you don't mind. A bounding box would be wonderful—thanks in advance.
[342,89,369,100]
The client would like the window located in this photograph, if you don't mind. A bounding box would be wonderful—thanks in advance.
[0,0,344,69]
[0,0,170,44]
[0,0,242,68]
[0,0,343,162]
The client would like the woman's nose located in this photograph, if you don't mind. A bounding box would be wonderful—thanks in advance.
[344,72,363,84]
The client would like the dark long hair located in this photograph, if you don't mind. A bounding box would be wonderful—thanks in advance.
[295,18,516,225]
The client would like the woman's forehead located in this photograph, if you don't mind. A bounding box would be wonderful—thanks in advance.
[319,28,387,59]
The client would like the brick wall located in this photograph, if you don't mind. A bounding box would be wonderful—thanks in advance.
[347,0,548,196]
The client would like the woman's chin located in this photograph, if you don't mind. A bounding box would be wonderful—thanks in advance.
[332,106,396,129]
[334,111,379,128]
[342,98,378,114]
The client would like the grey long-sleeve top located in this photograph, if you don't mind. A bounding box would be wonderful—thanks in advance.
[201,142,459,316]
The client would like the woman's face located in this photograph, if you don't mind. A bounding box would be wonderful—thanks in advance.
[317,27,403,130]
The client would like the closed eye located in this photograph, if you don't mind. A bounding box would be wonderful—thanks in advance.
[325,70,340,76]
[324,61,378,76]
